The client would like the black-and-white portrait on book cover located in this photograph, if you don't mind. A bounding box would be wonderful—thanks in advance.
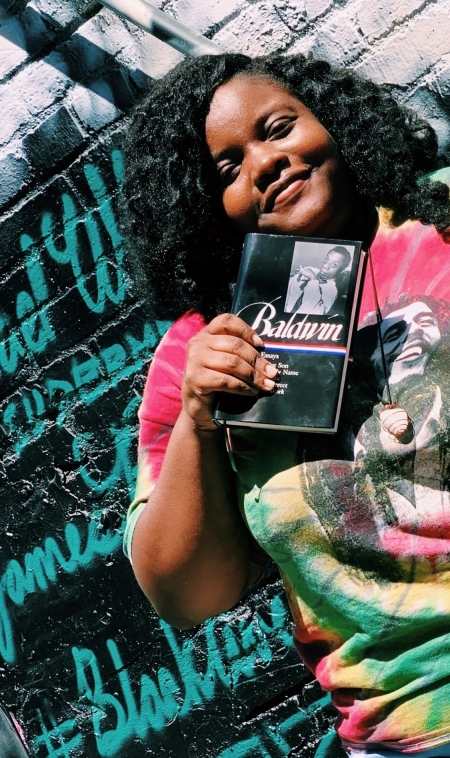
[284,241,355,316]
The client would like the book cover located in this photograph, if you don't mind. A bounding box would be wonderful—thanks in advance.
[213,234,365,433]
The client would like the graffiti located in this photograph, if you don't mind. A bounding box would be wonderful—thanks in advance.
[1,319,170,457]
[0,511,122,665]
[0,150,126,381]
[40,154,126,315]
[34,713,82,758]
[31,594,321,758]
[0,143,314,758]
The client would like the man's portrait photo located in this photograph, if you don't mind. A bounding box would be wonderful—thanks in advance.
[284,242,354,315]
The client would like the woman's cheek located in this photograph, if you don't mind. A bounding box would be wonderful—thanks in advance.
[223,184,256,232]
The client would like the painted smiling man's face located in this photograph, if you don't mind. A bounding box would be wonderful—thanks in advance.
[205,75,357,238]
[374,301,441,385]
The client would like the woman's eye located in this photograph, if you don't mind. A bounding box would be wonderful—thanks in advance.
[219,164,240,186]
[267,119,295,140]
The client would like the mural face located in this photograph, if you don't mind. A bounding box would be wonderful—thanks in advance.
[373,301,442,385]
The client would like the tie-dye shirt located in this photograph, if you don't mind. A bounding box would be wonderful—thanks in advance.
[125,167,450,753]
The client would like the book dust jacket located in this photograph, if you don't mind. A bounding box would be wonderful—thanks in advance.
[214,234,365,432]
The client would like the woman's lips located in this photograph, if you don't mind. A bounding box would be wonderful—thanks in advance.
[272,178,308,209]
[263,168,313,213]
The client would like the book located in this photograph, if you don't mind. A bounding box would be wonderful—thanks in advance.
[213,234,365,433]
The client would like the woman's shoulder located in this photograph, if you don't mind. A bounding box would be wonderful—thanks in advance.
[155,311,206,360]
[139,311,206,425]
[164,310,206,340]
[144,310,206,390]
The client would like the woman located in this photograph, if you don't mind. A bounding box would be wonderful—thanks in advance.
[123,53,450,757]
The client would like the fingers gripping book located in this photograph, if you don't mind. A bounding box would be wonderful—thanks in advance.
[213,234,365,433]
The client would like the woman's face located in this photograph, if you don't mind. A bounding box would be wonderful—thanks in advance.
[205,75,357,238]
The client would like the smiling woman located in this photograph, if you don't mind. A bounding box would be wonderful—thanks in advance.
[122,53,450,758]
[205,76,357,238]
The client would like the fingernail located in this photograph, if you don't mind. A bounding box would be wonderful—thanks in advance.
[263,378,275,390]
[252,333,264,347]
[265,364,278,378]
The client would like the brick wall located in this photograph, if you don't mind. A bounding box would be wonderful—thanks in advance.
[0,1,448,757]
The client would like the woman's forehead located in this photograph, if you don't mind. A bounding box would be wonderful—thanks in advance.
[205,75,312,154]
[208,74,305,118]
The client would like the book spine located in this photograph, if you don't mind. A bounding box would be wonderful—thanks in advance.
[231,234,259,313]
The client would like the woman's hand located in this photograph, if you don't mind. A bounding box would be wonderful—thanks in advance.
[182,313,278,431]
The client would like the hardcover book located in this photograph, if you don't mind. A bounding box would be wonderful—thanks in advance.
[213,234,365,433]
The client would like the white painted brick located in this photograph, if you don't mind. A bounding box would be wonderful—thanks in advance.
[14,59,71,116]
[213,3,293,55]
[0,17,28,80]
[273,0,334,32]
[0,82,29,146]
[425,53,450,98]
[355,1,450,85]
[75,7,135,58]
[405,87,450,153]
[304,0,335,23]
[165,0,244,34]
[308,10,367,65]
[353,0,425,42]
[29,0,89,28]
[133,28,183,80]
[68,81,121,131]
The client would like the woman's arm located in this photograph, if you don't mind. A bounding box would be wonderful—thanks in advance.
[131,313,278,629]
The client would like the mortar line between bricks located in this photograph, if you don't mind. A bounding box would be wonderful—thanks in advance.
[0,1,103,88]
[270,0,356,39]
[279,0,367,56]
[270,4,304,37]
[391,60,450,102]
[344,0,445,69]
[205,7,253,41]
[282,0,443,66]
[361,0,442,46]
[0,119,128,228]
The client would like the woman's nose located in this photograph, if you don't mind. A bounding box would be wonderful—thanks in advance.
[248,143,288,190]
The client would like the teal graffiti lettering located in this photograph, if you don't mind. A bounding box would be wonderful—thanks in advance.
[0,328,26,374]
[33,711,82,758]
[2,319,170,450]
[214,695,332,758]
[124,321,171,360]
[74,642,130,758]
[20,302,55,354]
[16,235,55,354]
[100,343,126,374]
[40,152,126,315]
[69,594,294,755]
[0,157,132,377]
[3,387,47,453]
[83,158,123,253]
[0,515,121,664]
[46,379,74,404]
[72,400,139,496]
[1,401,16,436]
[72,355,100,388]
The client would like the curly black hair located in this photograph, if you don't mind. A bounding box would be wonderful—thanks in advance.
[123,53,450,322]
